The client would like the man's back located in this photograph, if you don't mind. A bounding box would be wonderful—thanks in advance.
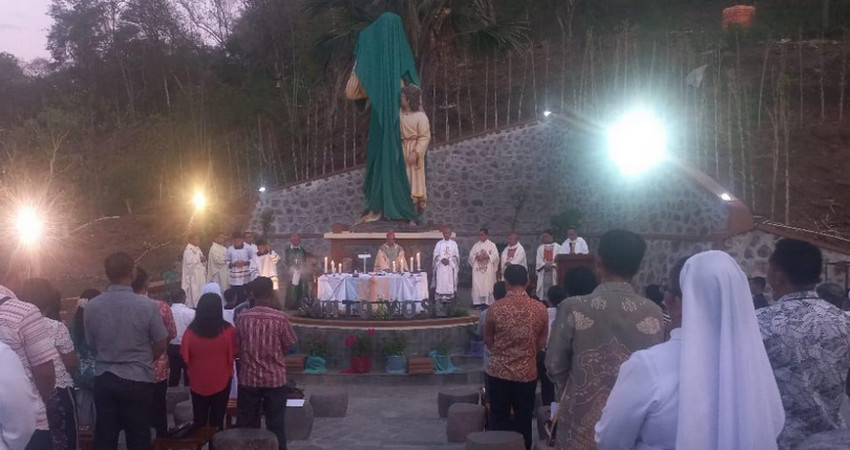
[546,282,665,450]
[236,306,297,388]
[757,292,850,450]
[84,285,166,383]
[485,291,548,382]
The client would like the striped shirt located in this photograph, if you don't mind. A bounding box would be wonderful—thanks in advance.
[236,306,297,387]
[0,298,59,430]
[225,245,255,287]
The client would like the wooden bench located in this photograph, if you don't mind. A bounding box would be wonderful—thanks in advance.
[153,427,218,450]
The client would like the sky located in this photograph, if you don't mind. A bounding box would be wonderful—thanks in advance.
[0,0,53,61]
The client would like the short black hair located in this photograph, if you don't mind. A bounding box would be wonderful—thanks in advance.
[749,276,767,290]
[564,266,598,297]
[231,231,243,239]
[645,284,664,307]
[547,285,567,307]
[503,265,529,287]
[597,229,647,278]
[171,288,186,303]
[250,276,274,300]
[769,239,822,287]
[223,288,237,303]
[256,238,268,246]
[493,281,507,300]
[187,232,200,240]
[104,252,135,283]
[132,266,150,293]
[479,227,489,235]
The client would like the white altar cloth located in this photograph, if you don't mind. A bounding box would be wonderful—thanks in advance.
[317,273,429,302]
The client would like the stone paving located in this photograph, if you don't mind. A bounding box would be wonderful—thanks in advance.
[289,384,486,450]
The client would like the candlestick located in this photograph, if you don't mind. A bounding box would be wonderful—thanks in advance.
[392,261,396,273]
[416,252,421,272]
[409,257,414,273]
[324,256,328,273]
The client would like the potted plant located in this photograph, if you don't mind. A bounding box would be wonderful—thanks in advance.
[381,332,408,374]
[429,339,459,374]
[304,337,329,374]
[342,329,375,374]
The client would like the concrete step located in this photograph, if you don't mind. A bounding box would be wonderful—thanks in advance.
[290,368,484,387]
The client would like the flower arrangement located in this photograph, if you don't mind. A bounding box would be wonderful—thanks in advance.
[306,337,329,359]
[345,329,375,357]
[381,332,408,357]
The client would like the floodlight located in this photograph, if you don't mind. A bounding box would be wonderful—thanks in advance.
[543,110,552,117]
[192,191,207,211]
[720,193,732,202]
[607,110,667,175]
[259,186,267,193]
[15,206,44,246]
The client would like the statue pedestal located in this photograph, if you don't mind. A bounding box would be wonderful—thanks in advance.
[555,254,596,286]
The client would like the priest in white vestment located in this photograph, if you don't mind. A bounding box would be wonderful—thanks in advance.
[559,227,589,255]
[536,231,562,301]
[250,239,281,290]
[468,228,499,307]
[181,233,207,308]
[595,251,784,450]
[207,232,229,290]
[500,233,527,275]
[433,227,460,297]
[374,231,408,272]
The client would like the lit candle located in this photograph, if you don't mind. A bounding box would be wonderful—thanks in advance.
[409,257,414,273]
[331,260,335,273]
[392,261,396,273]
[338,263,343,273]
[416,252,421,272]
[324,256,328,273]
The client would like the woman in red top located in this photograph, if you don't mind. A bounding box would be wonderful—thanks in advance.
[181,293,236,429]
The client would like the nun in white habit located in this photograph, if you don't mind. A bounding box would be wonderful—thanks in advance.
[595,251,784,450]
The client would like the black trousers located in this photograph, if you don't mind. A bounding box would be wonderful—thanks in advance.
[487,374,536,450]
[93,372,154,450]
[167,344,188,387]
[191,379,232,430]
[151,380,168,436]
[46,386,78,450]
[537,350,555,407]
[236,385,288,450]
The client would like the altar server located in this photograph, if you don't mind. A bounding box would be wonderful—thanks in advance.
[250,239,281,290]
[207,232,229,290]
[433,226,460,297]
[535,231,561,301]
[182,233,207,308]
[375,231,408,272]
[468,228,499,307]
[501,233,527,274]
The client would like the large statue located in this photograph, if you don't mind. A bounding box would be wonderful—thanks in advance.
[345,13,422,223]
[401,85,431,216]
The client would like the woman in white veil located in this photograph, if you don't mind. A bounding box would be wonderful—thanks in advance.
[596,251,784,449]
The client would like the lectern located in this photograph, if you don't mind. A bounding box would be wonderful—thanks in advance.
[555,254,596,285]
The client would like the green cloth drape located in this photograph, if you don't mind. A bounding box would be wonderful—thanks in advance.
[354,13,421,221]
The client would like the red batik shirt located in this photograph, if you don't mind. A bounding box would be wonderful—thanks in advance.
[484,290,549,382]
[236,306,298,387]
[154,299,177,383]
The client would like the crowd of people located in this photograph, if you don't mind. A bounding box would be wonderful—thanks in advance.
[0,249,297,450]
[2,224,850,450]
[477,229,850,450]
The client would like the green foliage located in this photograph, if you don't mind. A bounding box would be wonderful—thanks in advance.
[550,208,583,243]
[381,332,408,357]
[345,330,375,357]
[306,336,330,358]
[432,339,451,356]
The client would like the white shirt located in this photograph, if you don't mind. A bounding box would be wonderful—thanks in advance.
[559,237,589,254]
[0,341,38,450]
[170,304,196,345]
[596,329,681,450]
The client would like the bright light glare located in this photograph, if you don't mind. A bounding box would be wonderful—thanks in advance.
[258,186,267,193]
[720,193,732,202]
[15,206,44,246]
[607,110,667,175]
[543,110,552,117]
[192,191,207,211]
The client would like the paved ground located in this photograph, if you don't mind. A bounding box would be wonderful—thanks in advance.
[289,384,482,450]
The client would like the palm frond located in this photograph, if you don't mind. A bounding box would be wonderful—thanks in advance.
[458,20,529,55]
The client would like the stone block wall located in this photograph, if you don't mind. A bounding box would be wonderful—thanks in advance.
[725,229,850,282]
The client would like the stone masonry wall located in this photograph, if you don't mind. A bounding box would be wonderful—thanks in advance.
[250,118,732,294]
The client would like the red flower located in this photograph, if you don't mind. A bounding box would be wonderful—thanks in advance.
[367,328,376,335]
[344,335,356,347]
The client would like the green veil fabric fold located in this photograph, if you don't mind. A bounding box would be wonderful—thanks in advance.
[354,12,421,221]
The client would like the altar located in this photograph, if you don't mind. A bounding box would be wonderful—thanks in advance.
[317,272,429,302]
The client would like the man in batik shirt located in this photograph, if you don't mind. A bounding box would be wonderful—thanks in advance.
[757,239,850,450]
[545,229,665,450]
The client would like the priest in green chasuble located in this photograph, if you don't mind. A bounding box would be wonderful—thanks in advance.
[284,233,308,309]
[374,231,408,272]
